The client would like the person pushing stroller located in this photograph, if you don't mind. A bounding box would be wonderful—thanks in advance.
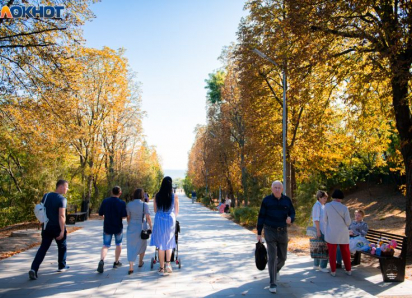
[150,177,179,275]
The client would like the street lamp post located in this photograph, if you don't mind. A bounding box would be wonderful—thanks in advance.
[252,48,288,195]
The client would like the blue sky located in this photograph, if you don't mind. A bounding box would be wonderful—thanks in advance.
[82,0,247,171]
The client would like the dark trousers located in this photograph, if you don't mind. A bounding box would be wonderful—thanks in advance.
[31,227,67,272]
[264,226,288,285]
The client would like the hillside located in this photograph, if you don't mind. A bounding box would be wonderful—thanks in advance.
[344,183,406,235]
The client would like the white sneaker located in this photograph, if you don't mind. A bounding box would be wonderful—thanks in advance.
[330,271,336,277]
[319,267,329,273]
[269,284,277,293]
[345,270,352,276]
[313,266,319,270]
[57,266,70,273]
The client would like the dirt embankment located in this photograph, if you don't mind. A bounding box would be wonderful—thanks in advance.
[0,222,81,260]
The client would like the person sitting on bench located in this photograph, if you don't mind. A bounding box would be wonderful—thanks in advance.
[336,209,368,268]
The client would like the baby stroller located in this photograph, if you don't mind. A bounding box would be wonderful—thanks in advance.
[151,220,181,269]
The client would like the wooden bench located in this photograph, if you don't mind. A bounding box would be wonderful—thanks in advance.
[352,229,407,282]
[66,212,87,225]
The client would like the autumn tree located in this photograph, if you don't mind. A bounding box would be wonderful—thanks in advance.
[287,0,412,254]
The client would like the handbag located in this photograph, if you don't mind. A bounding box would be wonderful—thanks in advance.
[255,241,268,270]
[140,203,150,240]
[310,238,328,259]
[306,226,318,238]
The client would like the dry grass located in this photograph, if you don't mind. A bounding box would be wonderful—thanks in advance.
[0,222,82,260]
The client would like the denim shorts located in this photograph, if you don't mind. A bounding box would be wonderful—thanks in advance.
[103,232,123,247]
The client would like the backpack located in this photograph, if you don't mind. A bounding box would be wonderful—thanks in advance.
[34,193,49,228]
[255,241,268,271]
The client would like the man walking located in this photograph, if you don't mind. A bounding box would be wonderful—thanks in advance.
[97,186,127,273]
[191,190,196,204]
[29,179,69,280]
[257,181,295,294]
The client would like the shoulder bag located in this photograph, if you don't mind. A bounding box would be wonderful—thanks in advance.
[140,203,151,240]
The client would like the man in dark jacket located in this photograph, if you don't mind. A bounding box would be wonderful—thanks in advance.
[257,180,295,294]
[29,179,69,280]
[97,186,127,273]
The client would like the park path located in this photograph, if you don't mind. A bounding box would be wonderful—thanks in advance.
[0,193,412,297]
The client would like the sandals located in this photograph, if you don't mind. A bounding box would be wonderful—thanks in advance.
[128,270,133,275]
[158,267,165,276]
[138,261,144,268]
[165,261,173,273]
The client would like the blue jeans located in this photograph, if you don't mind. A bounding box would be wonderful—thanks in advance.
[103,232,123,247]
[31,227,67,272]
[313,233,328,268]
[336,245,342,265]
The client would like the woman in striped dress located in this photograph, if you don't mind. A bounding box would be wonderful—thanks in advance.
[150,176,179,275]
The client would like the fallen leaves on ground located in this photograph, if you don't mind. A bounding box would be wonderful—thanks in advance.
[0,225,82,260]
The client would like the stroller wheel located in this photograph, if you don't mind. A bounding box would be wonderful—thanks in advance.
[178,258,181,269]
[151,257,154,269]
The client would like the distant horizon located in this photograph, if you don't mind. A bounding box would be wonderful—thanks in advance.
[163,169,186,180]
[82,0,247,169]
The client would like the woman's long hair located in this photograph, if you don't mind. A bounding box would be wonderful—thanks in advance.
[156,176,173,211]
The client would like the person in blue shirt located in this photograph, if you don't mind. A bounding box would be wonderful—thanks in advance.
[257,181,295,294]
[97,186,127,273]
[29,179,69,280]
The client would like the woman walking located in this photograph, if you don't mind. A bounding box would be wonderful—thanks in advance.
[311,190,329,272]
[150,176,179,275]
[126,188,152,274]
[324,189,352,277]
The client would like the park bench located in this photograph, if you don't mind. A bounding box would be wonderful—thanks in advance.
[66,212,87,225]
[352,229,407,282]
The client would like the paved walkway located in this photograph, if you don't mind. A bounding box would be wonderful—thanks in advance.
[0,194,412,297]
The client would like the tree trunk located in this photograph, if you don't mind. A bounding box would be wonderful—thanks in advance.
[390,60,412,255]
[290,161,297,203]
[241,148,248,206]
[404,160,412,256]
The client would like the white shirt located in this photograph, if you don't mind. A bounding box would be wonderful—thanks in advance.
[311,200,325,234]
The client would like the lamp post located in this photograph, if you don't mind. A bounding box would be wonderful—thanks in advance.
[252,48,288,195]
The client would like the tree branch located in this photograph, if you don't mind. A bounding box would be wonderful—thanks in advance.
[311,25,380,46]
[259,72,283,108]
[0,43,56,49]
[0,27,67,41]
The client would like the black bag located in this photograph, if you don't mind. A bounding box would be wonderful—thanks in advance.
[255,241,268,270]
[141,229,150,240]
[140,203,150,240]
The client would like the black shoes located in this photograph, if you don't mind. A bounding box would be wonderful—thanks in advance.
[28,269,37,280]
[97,260,122,272]
[97,260,104,273]
[336,263,342,269]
